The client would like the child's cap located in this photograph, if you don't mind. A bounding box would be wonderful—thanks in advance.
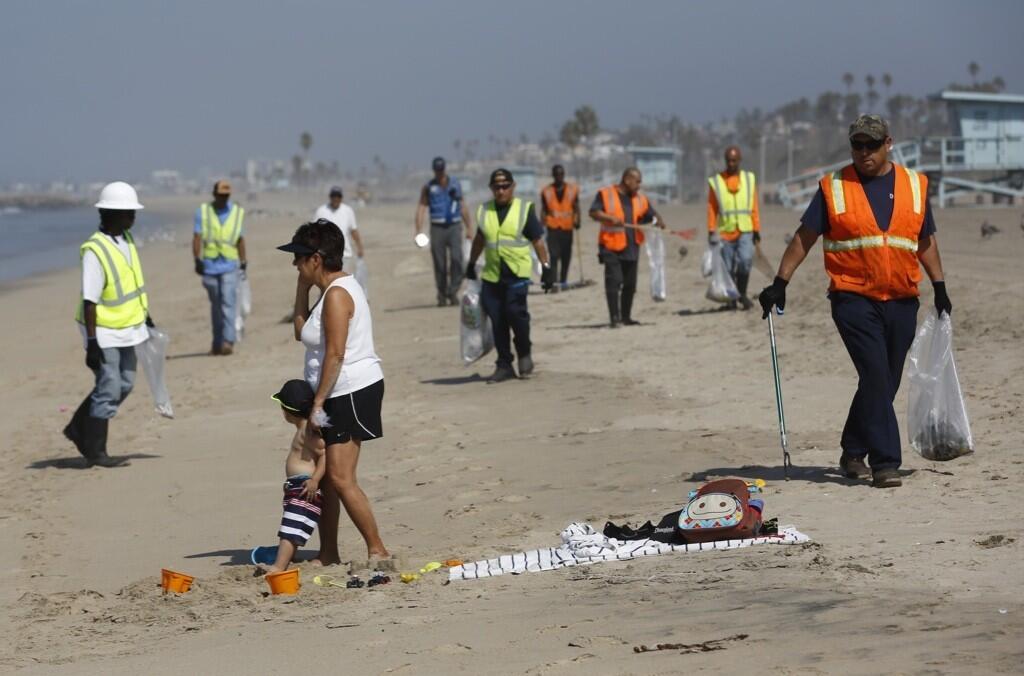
[272,379,314,418]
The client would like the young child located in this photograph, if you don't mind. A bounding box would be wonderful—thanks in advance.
[261,379,327,573]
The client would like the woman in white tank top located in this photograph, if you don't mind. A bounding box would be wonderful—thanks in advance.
[279,219,391,568]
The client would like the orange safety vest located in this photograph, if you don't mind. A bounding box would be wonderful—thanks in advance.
[598,185,649,252]
[541,182,578,230]
[820,163,927,301]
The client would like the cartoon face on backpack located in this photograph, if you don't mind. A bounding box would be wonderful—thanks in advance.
[678,492,743,529]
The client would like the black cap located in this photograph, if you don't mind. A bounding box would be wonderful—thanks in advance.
[432,156,446,171]
[489,168,514,185]
[329,186,343,197]
[272,379,315,418]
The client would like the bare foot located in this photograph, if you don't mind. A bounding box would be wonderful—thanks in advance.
[313,554,342,567]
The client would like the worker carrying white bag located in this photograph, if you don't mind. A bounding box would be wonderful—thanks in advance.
[705,240,739,303]
[460,278,493,364]
[646,227,667,301]
[135,326,174,418]
[906,309,973,461]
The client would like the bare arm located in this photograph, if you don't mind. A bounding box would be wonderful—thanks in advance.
[775,225,820,281]
[573,194,581,228]
[312,286,352,410]
[237,236,247,266]
[292,277,313,341]
[917,234,944,282]
[192,232,201,258]
[532,238,550,267]
[649,207,668,230]
[415,186,429,234]
[350,228,365,257]
[589,208,622,227]
[461,201,473,238]
[83,301,98,340]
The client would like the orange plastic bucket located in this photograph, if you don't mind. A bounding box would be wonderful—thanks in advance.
[266,569,300,595]
[161,568,195,594]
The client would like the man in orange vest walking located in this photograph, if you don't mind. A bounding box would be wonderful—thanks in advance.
[759,115,952,488]
[708,146,760,310]
[588,167,668,327]
[539,164,580,291]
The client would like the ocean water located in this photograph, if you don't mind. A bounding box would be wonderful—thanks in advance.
[0,207,171,284]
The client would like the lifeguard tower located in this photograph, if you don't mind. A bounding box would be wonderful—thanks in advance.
[627,146,683,203]
[777,90,1024,209]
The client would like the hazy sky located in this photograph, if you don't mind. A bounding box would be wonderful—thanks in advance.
[2,0,1021,183]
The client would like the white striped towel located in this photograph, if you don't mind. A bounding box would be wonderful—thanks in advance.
[448,523,810,581]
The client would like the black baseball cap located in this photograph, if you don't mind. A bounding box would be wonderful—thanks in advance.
[329,186,343,197]
[489,168,514,185]
[276,219,330,255]
[432,156,446,171]
[272,379,314,417]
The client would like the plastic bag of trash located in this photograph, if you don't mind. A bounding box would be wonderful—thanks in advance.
[906,310,973,461]
[354,257,369,295]
[460,279,493,364]
[135,326,174,419]
[705,242,739,303]
[646,227,667,301]
[239,271,252,317]
[701,248,713,278]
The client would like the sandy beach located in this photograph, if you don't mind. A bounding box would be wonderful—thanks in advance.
[0,193,1021,674]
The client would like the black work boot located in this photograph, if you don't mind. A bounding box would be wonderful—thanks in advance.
[621,292,638,325]
[487,365,518,383]
[518,354,534,377]
[63,396,92,458]
[736,272,753,310]
[80,416,130,468]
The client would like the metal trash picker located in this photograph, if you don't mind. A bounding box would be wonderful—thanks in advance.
[766,309,793,479]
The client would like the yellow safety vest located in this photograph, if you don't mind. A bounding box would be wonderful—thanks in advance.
[477,198,534,283]
[76,232,148,329]
[708,171,756,234]
[200,203,244,260]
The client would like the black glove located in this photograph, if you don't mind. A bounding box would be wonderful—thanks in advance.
[933,281,952,317]
[708,232,717,244]
[194,258,205,275]
[85,338,105,370]
[465,262,477,281]
[240,261,248,271]
[573,221,581,230]
[759,276,788,319]
[145,315,155,328]
[753,232,761,245]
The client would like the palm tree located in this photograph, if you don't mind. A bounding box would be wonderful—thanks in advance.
[300,131,312,158]
[865,74,876,92]
[968,61,980,85]
[882,73,893,97]
[574,105,600,138]
[992,76,1006,92]
[842,72,854,94]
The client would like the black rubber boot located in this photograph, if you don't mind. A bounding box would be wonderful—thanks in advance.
[621,290,638,325]
[80,416,130,468]
[605,292,620,327]
[736,272,753,310]
[62,396,92,458]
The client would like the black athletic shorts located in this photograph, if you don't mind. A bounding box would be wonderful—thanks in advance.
[320,379,384,446]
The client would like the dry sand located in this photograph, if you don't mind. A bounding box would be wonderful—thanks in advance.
[0,193,1021,675]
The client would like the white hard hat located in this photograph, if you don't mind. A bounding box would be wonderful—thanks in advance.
[95,181,144,210]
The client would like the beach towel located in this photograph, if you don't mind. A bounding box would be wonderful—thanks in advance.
[448,522,810,581]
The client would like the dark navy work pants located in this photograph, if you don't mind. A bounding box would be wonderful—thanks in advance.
[481,278,531,369]
[830,291,919,470]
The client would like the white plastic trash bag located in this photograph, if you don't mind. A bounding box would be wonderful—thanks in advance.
[235,271,252,341]
[646,228,666,301]
[906,310,974,461]
[354,257,369,296]
[705,242,739,303]
[460,279,493,364]
[135,327,174,419]
[701,248,713,278]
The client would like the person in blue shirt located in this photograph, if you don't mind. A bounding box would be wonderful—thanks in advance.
[414,157,473,306]
[192,180,247,355]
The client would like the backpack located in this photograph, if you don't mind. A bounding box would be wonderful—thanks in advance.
[676,479,763,543]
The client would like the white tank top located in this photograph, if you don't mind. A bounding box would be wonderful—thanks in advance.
[301,275,383,397]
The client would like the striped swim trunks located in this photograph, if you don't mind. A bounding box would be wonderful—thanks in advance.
[278,474,323,546]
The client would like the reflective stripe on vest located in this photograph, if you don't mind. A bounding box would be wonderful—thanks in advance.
[598,186,648,252]
[819,163,926,301]
[542,183,578,230]
[201,203,243,260]
[708,171,755,233]
[477,198,534,282]
[76,232,148,329]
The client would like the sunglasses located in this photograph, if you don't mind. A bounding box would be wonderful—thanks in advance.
[850,138,885,152]
[292,250,322,263]
[491,182,513,191]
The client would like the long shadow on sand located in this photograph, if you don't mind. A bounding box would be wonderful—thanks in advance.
[550,322,613,330]
[27,453,162,470]
[677,306,735,317]
[421,374,485,386]
[167,351,215,361]
[383,303,448,313]
[184,549,254,566]
[684,464,918,486]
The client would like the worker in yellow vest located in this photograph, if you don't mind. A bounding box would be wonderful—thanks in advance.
[465,168,551,383]
[193,180,247,355]
[708,146,761,310]
[63,182,152,467]
[539,164,580,291]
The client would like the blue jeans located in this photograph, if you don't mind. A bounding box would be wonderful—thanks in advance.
[201,269,239,348]
[720,232,754,278]
[89,346,137,419]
